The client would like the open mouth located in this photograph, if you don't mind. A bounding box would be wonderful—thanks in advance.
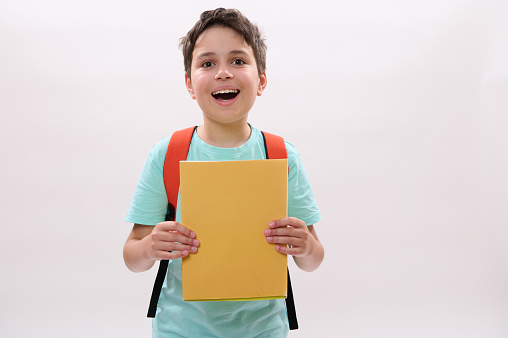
[211,89,240,101]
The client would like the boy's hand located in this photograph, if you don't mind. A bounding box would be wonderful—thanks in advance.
[149,221,200,260]
[264,217,324,271]
[264,217,313,257]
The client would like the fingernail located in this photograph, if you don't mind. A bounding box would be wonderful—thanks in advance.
[190,246,197,253]
[267,236,273,242]
[264,229,270,236]
[182,251,188,256]
[269,221,275,227]
[190,231,196,238]
[193,239,200,246]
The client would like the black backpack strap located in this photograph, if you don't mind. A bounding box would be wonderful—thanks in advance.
[147,259,169,317]
[286,269,298,330]
[147,210,175,318]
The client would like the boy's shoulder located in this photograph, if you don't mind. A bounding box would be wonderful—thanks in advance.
[282,140,301,164]
[145,136,172,166]
[153,135,172,149]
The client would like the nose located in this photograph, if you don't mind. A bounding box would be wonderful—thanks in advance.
[214,66,233,80]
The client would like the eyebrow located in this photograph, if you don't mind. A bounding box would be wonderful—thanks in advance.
[195,49,251,61]
[229,49,250,57]
[195,52,216,60]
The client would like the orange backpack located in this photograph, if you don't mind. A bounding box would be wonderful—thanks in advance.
[147,126,298,330]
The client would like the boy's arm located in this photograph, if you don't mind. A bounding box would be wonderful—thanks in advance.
[123,222,200,273]
[265,218,324,272]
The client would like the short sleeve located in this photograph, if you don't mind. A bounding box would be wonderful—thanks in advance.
[124,138,171,226]
[285,141,322,226]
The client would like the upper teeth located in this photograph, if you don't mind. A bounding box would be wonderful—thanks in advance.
[212,89,238,95]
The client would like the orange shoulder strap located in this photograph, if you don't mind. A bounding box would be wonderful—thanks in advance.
[262,131,287,160]
[162,126,197,212]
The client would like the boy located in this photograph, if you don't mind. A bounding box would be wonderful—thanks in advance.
[124,8,324,337]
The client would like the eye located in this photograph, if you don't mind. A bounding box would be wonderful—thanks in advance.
[232,59,245,66]
[201,61,215,68]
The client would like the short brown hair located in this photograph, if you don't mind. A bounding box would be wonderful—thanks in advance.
[180,8,267,78]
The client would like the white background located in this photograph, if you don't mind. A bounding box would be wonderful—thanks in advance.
[1,0,507,337]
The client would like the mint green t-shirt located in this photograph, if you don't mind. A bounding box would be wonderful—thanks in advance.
[125,126,321,337]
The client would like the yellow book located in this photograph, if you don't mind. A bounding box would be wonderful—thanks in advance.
[180,159,288,301]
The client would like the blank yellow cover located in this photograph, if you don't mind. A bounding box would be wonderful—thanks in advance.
[180,159,288,301]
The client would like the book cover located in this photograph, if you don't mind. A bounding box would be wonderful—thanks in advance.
[180,159,288,301]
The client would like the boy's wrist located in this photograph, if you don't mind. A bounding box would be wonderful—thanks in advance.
[143,234,157,264]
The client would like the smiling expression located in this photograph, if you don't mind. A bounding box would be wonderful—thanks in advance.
[185,26,267,126]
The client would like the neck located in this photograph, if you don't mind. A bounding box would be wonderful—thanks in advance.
[197,121,251,148]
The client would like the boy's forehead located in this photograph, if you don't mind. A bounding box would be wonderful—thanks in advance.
[192,26,252,58]
[196,26,240,43]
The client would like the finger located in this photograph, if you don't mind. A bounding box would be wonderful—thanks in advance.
[156,221,197,239]
[154,249,193,261]
[154,222,199,246]
[265,226,310,244]
[151,242,199,261]
[265,227,304,238]
[269,217,306,229]
[155,231,200,247]
[266,235,305,248]
[274,244,305,256]
[153,241,198,254]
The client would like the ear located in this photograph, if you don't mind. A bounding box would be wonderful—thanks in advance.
[257,72,267,96]
[185,73,196,99]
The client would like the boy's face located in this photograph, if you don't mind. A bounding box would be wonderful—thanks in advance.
[185,26,267,126]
